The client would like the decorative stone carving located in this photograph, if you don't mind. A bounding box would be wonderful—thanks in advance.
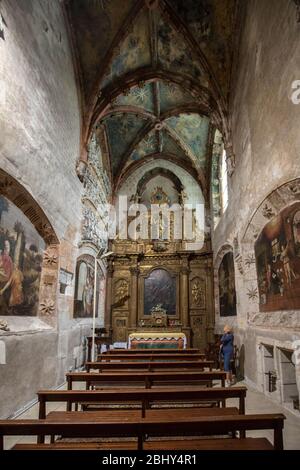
[76,160,87,183]
[0,319,9,331]
[82,206,108,251]
[262,204,275,219]
[244,254,256,268]
[40,299,55,316]
[235,255,244,275]
[247,287,258,301]
[44,249,58,266]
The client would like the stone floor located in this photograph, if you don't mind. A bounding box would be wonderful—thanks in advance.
[3,382,300,450]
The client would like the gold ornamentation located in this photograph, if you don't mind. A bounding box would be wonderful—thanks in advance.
[150,187,170,205]
[191,279,205,308]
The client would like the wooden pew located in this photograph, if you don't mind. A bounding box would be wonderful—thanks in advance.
[97,353,206,362]
[0,413,285,450]
[103,348,202,354]
[12,438,274,451]
[85,360,214,372]
[37,386,247,418]
[66,370,226,390]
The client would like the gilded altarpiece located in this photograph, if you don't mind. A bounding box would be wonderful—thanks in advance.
[106,241,214,350]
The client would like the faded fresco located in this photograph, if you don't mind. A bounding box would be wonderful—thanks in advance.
[113,82,154,114]
[105,113,147,175]
[74,256,102,318]
[255,203,300,311]
[218,252,237,317]
[165,114,210,168]
[157,17,205,84]
[0,196,45,316]
[102,9,151,88]
[159,81,195,114]
[144,268,176,315]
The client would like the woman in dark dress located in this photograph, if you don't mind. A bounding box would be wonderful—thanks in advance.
[220,325,234,387]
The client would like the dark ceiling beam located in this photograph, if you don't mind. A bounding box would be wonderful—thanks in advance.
[114,152,207,200]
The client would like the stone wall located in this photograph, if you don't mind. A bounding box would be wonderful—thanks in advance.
[212,0,300,409]
[0,0,95,418]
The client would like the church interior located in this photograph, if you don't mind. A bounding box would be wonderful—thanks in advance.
[0,0,300,452]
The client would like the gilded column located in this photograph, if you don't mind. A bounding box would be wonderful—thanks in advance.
[129,266,140,329]
[180,266,190,328]
[104,259,114,334]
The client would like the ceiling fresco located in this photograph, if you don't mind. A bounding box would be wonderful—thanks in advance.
[165,114,210,168]
[159,81,195,114]
[101,8,151,89]
[67,0,136,99]
[104,113,149,175]
[112,82,155,114]
[157,16,207,88]
[64,0,239,195]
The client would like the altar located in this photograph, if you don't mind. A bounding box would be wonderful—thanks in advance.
[128,332,186,350]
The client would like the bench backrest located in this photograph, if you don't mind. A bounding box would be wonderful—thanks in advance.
[97,354,206,362]
[37,386,247,418]
[0,413,285,450]
[85,360,213,372]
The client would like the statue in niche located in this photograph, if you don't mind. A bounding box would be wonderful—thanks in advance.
[191,280,205,308]
[115,280,129,304]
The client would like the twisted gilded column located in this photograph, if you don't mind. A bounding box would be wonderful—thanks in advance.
[104,260,114,334]
[129,266,140,329]
[180,266,190,328]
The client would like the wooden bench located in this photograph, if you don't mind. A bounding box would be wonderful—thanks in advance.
[0,413,285,450]
[66,370,226,390]
[103,348,203,354]
[97,353,206,362]
[85,360,214,372]
[37,386,247,418]
[11,438,274,451]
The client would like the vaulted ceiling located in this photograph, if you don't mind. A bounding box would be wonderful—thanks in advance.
[64,0,240,196]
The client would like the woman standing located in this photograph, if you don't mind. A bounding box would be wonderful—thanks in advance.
[220,325,234,387]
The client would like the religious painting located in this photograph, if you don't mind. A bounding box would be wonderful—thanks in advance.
[255,203,300,311]
[218,252,237,317]
[144,268,176,315]
[0,196,45,316]
[74,255,102,318]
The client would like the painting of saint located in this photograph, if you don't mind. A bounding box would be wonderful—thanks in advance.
[0,196,45,316]
[255,203,300,311]
[218,252,237,317]
[74,256,102,318]
[144,268,176,315]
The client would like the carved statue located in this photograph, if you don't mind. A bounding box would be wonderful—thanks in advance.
[192,280,205,308]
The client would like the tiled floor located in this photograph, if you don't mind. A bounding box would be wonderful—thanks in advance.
[3,382,300,450]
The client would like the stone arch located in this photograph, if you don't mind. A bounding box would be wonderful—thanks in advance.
[136,168,184,198]
[239,178,300,328]
[0,169,59,327]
